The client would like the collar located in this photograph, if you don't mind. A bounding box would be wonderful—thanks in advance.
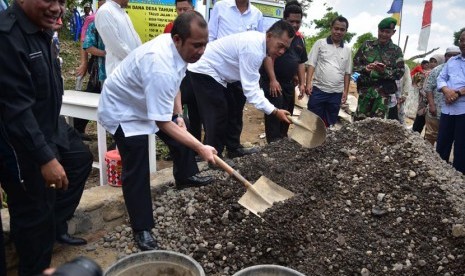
[12,2,44,35]
[227,0,251,14]
[326,36,344,47]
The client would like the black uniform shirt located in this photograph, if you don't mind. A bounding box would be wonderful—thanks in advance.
[0,3,68,166]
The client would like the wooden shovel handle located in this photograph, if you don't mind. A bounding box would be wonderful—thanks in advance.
[213,155,253,189]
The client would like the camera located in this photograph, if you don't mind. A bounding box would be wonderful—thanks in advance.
[42,257,102,276]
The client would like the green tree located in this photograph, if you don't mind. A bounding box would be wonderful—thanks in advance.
[453,27,465,46]
[304,6,356,52]
[352,32,376,56]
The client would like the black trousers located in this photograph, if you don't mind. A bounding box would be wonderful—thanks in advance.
[113,126,198,231]
[189,72,229,155]
[0,215,5,276]
[412,114,425,133]
[224,82,246,151]
[262,81,294,143]
[181,72,202,141]
[1,123,92,276]
[387,105,400,121]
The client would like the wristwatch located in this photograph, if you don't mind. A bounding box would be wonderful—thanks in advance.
[455,90,462,97]
[172,113,183,120]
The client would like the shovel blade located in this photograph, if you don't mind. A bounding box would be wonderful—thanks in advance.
[238,176,294,217]
[289,109,326,148]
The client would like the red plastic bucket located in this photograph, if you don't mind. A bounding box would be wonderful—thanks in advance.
[105,150,122,187]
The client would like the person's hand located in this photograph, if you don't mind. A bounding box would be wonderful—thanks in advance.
[429,103,437,117]
[76,63,87,77]
[298,83,306,100]
[269,80,282,97]
[398,96,406,104]
[443,88,458,104]
[175,117,186,131]
[42,268,56,275]
[274,109,291,124]
[196,145,217,164]
[41,158,69,190]
[341,92,348,104]
[365,63,376,72]
[373,62,386,72]
[366,62,384,72]
[305,84,313,96]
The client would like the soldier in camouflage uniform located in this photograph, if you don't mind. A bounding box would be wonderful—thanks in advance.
[353,17,405,121]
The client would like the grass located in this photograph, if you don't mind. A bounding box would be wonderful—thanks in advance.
[59,38,83,90]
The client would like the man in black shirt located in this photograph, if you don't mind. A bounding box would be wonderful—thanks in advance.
[260,1,307,143]
[0,0,92,274]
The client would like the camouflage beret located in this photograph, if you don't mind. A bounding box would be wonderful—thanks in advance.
[378,17,397,30]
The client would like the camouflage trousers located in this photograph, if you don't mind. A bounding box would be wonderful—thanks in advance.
[354,87,390,121]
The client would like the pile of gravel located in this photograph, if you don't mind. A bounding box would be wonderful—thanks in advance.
[98,118,465,275]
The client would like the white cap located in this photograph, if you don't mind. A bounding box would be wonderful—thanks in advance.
[445,46,460,54]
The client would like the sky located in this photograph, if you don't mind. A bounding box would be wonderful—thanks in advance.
[299,0,465,60]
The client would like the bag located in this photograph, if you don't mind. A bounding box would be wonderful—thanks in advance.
[86,56,101,93]
[85,27,102,93]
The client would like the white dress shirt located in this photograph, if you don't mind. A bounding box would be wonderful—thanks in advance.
[208,0,264,41]
[98,34,187,137]
[307,37,352,93]
[188,31,275,115]
[95,0,142,75]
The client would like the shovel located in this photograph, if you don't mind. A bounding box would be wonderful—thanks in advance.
[287,109,326,148]
[213,155,294,217]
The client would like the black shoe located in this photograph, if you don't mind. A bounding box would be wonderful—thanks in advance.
[175,175,213,190]
[208,157,235,170]
[134,230,158,251]
[227,146,260,158]
[56,233,87,246]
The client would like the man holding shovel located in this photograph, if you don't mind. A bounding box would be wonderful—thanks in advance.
[97,12,217,251]
[187,20,294,159]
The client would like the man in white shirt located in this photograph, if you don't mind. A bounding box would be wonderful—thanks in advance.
[98,12,216,251]
[305,16,352,128]
[96,0,207,188]
[95,0,142,75]
[208,0,263,41]
[207,0,264,159]
[187,20,294,159]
